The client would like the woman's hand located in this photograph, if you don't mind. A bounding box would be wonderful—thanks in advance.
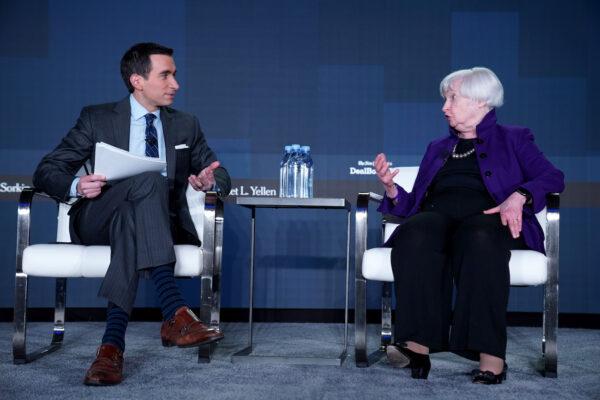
[483,192,527,238]
[374,153,399,199]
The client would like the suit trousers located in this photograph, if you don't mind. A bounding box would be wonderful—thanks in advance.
[389,211,526,360]
[69,171,178,314]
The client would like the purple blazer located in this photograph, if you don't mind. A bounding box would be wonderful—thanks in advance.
[377,109,565,254]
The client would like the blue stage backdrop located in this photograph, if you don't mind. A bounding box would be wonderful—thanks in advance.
[1,0,599,314]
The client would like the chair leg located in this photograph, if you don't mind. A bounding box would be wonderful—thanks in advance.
[358,282,392,367]
[197,271,219,364]
[198,269,220,363]
[543,193,559,377]
[198,193,224,363]
[354,195,370,367]
[381,282,393,348]
[13,277,66,364]
[355,277,369,367]
[13,272,28,364]
[197,343,217,363]
[543,281,558,378]
[51,278,67,347]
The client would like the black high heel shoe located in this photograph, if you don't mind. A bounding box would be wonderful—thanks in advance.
[472,363,508,384]
[386,344,431,379]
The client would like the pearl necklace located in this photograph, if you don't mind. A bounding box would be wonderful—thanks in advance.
[451,143,475,159]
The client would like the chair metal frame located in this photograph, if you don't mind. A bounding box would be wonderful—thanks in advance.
[13,187,224,364]
[354,191,560,377]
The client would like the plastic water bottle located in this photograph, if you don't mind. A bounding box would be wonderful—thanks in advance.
[299,146,308,198]
[287,144,302,197]
[301,146,313,198]
[297,147,309,198]
[279,145,291,197]
[298,147,308,198]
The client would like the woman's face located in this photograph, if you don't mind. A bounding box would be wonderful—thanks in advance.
[442,80,487,135]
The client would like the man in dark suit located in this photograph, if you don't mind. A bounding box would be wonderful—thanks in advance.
[33,42,231,386]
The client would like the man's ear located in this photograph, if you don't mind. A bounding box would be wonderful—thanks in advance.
[130,74,144,91]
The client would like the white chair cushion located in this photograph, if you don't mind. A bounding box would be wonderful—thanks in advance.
[374,166,549,287]
[23,244,203,278]
[362,248,395,281]
[508,250,548,286]
[362,247,547,286]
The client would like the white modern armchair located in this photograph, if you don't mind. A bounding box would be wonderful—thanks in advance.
[13,186,224,364]
[354,167,559,377]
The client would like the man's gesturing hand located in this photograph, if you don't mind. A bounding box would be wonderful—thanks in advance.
[188,161,220,191]
[77,174,107,199]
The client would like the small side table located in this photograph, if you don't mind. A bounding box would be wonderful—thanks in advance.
[231,197,351,366]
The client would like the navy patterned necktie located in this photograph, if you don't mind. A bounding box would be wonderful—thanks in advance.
[144,113,159,158]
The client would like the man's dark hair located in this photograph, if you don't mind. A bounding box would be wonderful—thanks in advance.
[120,42,174,93]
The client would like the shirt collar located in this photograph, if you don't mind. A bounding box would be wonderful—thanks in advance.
[448,108,497,140]
[129,94,161,121]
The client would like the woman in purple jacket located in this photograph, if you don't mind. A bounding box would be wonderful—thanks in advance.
[374,67,564,384]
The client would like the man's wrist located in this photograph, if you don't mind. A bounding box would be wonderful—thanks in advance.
[70,177,82,198]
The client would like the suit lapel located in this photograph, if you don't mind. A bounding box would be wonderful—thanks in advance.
[112,97,131,151]
[161,107,177,181]
[110,98,176,181]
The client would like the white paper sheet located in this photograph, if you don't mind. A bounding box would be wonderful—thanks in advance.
[94,142,166,180]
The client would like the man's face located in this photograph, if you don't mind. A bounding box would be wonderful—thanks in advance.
[131,54,179,111]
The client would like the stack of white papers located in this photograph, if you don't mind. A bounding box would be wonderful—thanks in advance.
[94,142,166,180]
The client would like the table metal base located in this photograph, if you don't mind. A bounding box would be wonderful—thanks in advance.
[231,197,352,366]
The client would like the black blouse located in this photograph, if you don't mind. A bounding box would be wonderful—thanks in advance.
[422,139,496,219]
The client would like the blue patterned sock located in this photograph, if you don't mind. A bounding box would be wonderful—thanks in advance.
[101,302,129,352]
[151,263,187,321]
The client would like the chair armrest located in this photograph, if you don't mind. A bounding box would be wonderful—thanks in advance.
[357,192,383,207]
[355,192,386,281]
[356,192,384,248]
[199,191,224,327]
[185,187,224,244]
[545,193,560,286]
[543,193,559,377]
[201,191,224,251]
[355,192,384,362]
[16,188,54,273]
[546,193,560,213]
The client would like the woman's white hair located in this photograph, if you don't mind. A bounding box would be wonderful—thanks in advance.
[439,67,504,108]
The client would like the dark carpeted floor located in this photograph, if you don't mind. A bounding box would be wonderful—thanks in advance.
[1,322,599,399]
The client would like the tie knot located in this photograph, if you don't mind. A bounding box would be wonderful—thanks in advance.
[145,113,157,126]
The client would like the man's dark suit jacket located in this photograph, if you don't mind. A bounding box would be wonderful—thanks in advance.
[33,96,231,242]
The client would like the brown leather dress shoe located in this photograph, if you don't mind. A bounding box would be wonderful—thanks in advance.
[83,343,124,386]
[161,306,224,348]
